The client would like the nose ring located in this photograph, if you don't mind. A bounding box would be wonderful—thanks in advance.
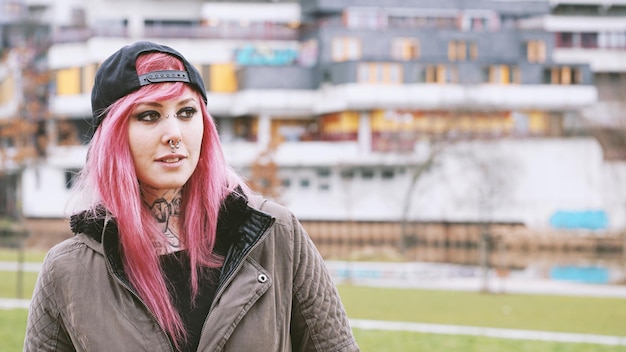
[168,139,181,152]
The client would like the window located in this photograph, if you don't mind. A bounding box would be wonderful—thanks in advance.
[556,32,603,49]
[425,65,459,84]
[556,32,574,48]
[526,40,546,63]
[318,172,331,190]
[392,38,420,60]
[317,168,331,177]
[281,178,291,188]
[57,120,81,146]
[381,168,395,179]
[486,65,520,84]
[340,169,355,180]
[331,37,361,62]
[343,8,386,29]
[580,33,598,48]
[599,31,626,49]
[543,66,583,85]
[448,41,477,61]
[470,17,487,31]
[233,117,257,142]
[300,178,310,188]
[361,168,374,179]
[357,63,403,84]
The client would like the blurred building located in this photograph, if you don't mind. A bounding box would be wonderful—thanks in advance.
[1,0,625,238]
[519,0,626,159]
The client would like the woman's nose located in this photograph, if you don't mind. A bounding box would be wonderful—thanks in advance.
[161,114,183,145]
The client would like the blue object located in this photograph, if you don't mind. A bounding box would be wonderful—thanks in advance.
[549,210,608,230]
[550,265,609,284]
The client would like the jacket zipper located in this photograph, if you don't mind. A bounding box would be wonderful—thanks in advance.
[198,216,276,348]
[209,217,275,314]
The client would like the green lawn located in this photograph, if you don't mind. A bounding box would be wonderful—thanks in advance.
[0,248,47,263]
[352,329,626,352]
[0,309,28,352]
[337,285,626,337]
[0,271,37,299]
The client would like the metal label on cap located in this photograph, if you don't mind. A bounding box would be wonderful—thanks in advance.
[138,70,191,86]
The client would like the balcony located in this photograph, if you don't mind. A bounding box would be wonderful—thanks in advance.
[51,26,128,43]
[51,22,298,43]
[314,83,598,112]
[144,23,299,41]
[237,66,315,90]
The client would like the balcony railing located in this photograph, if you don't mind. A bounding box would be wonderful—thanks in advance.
[52,26,128,43]
[143,24,299,40]
[51,23,299,42]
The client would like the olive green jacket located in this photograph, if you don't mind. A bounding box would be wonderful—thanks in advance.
[24,195,359,352]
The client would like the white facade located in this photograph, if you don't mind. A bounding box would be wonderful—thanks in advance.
[24,136,626,230]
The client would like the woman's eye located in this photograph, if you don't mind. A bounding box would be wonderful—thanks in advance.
[177,107,197,119]
[136,111,160,122]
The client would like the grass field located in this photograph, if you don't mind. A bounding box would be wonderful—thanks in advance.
[0,309,28,352]
[1,250,626,352]
[0,271,37,299]
[351,329,626,352]
[338,285,626,337]
[0,249,47,263]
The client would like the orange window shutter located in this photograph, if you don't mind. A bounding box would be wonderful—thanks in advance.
[448,42,456,61]
[56,68,81,95]
[210,63,237,93]
[437,65,446,84]
[426,66,434,83]
[457,41,467,61]
[561,67,572,85]
[501,65,510,84]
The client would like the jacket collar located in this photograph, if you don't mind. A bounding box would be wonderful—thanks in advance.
[69,190,274,291]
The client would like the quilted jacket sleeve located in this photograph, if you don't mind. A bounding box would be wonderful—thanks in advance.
[23,250,75,352]
[288,214,359,352]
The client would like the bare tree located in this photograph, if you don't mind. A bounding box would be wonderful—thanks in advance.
[453,147,520,292]
[585,72,626,277]
[0,24,50,230]
[247,139,283,202]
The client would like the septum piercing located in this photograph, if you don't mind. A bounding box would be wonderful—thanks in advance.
[168,139,181,152]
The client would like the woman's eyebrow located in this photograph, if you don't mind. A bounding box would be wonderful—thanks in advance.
[136,101,163,108]
[177,98,197,106]
[135,97,197,109]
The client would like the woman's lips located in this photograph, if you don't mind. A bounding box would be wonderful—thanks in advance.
[156,154,186,164]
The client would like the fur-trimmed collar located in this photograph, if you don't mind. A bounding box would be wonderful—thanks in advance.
[69,189,251,246]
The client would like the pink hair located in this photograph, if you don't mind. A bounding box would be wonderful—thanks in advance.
[77,52,244,348]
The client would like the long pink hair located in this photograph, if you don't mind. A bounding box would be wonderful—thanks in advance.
[75,52,244,348]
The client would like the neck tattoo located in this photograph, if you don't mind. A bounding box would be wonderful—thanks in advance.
[141,186,184,254]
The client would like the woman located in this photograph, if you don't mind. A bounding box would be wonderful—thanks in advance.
[24,41,359,352]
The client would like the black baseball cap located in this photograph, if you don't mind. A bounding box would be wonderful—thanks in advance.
[90,41,208,128]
